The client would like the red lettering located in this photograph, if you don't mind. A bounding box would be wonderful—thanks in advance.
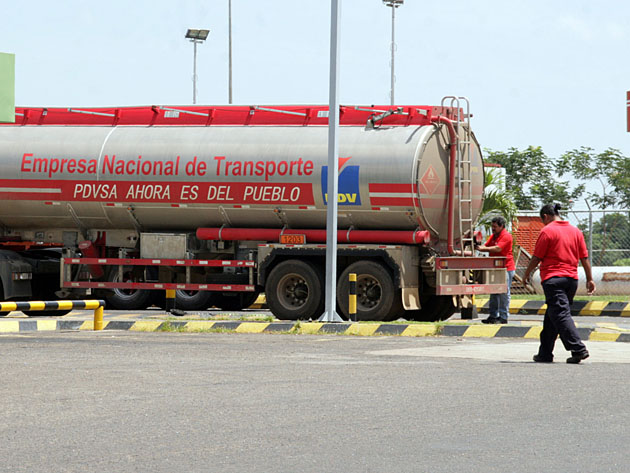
[125,159,135,175]
[304,160,314,175]
[277,161,288,176]
[214,156,226,175]
[102,155,115,174]
[21,153,33,172]
[254,161,265,176]
[265,161,276,181]
[33,157,48,174]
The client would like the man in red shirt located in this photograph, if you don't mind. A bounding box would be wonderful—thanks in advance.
[478,216,515,324]
[523,203,596,364]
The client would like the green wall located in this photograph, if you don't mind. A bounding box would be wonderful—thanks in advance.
[0,53,15,123]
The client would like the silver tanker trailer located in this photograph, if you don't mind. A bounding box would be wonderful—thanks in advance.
[0,100,507,321]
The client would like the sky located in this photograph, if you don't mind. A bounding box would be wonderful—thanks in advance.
[2,0,629,197]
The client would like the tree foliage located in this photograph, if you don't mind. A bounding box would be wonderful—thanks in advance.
[557,146,629,208]
[579,212,630,266]
[484,146,584,210]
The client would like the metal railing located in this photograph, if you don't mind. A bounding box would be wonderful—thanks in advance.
[0,300,106,330]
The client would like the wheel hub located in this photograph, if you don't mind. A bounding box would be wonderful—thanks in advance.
[278,275,309,308]
[357,277,382,309]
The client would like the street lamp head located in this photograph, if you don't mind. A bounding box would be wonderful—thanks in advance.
[185,29,210,41]
[382,0,404,6]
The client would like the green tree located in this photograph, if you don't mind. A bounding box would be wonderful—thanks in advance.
[581,213,630,266]
[557,146,629,208]
[558,147,630,266]
[484,146,584,210]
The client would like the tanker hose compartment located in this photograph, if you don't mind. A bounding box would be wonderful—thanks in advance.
[430,115,457,255]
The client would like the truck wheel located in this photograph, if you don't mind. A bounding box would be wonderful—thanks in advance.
[213,291,260,311]
[404,295,457,322]
[175,290,216,311]
[265,260,324,320]
[337,261,402,321]
[105,267,152,310]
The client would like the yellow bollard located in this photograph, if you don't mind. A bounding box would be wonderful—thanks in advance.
[165,289,176,312]
[349,273,357,322]
[94,305,104,331]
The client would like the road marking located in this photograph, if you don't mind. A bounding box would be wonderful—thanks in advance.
[369,339,630,363]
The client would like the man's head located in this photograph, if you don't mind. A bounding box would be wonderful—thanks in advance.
[490,216,506,235]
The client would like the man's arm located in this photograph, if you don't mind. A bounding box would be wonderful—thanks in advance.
[523,255,542,283]
[580,257,596,295]
[477,244,501,254]
[478,233,510,254]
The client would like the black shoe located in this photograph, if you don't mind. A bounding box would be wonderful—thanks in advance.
[497,318,508,324]
[533,354,554,363]
[482,317,499,324]
[566,351,589,364]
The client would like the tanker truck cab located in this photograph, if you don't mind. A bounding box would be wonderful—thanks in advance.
[0,99,507,320]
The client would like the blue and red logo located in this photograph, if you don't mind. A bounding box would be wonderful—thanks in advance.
[321,157,361,206]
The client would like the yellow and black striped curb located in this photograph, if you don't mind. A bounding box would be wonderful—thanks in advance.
[475,298,630,317]
[1,319,629,343]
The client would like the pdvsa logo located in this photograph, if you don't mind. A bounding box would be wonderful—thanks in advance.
[321,157,361,206]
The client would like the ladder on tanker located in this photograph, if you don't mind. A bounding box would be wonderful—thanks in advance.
[441,96,475,256]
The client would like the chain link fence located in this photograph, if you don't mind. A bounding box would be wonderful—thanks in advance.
[510,209,630,296]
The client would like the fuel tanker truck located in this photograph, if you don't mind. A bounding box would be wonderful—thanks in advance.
[0,98,507,321]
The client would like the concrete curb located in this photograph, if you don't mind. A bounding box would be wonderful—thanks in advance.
[475,298,630,317]
[1,318,629,343]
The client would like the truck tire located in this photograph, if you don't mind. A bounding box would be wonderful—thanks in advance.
[265,260,324,320]
[337,261,402,321]
[175,290,216,311]
[404,295,457,322]
[213,291,259,311]
[105,267,152,310]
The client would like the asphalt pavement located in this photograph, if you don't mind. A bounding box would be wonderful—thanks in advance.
[1,332,629,473]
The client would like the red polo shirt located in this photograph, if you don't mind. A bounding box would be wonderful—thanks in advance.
[533,220,588,282]
[485,229,515,271]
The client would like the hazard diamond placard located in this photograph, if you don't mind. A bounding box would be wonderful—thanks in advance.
[421,165,440,195]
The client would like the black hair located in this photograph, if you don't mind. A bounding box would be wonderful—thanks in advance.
[491,216,506,227]
[540,203,561,218]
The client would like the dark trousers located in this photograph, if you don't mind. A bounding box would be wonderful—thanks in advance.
[538,277,587,358]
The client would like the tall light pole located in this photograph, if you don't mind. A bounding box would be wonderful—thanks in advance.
[318,0,343,323]
[382,0,403,105]
[228,0,233,104]
[185,28,210,104]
